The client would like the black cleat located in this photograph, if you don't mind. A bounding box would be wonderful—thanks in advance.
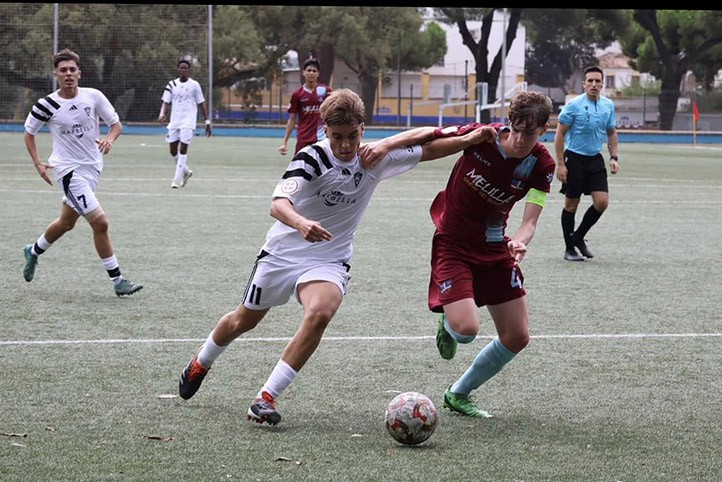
[564,249,585,262]
[179,356,209,400]
[573,235,594,259]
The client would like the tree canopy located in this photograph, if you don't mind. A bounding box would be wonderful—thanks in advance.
[2,5,722,129]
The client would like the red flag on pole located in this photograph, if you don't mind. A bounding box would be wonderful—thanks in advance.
[692,100,700,123]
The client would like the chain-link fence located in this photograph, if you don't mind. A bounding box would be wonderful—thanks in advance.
[1,3,210,123]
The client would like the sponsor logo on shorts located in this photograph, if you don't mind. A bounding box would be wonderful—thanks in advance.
[439,280,452,294]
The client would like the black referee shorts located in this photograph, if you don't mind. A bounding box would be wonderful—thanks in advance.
[559,150,608,198]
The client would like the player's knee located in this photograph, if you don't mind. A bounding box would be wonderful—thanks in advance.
[502,332,529,353]
[448,319,479,343]
[90,217,109,235]
[57,217,77,232]
[224,309,258,336]
[305,308,335,331]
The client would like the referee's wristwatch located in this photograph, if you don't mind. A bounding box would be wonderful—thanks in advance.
[610,156,618,162]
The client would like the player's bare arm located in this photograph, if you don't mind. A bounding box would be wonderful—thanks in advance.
[201,103,212,137]
[95,121,122,155]
[554,123,570,183]
[508,202,543,263]
[359,126,437,169]
[270,197,332,243]
[158,102,169,124]
[607,129,619,175]
[420,125,497,163]
[278,117,296,155]
[24,132,53,186]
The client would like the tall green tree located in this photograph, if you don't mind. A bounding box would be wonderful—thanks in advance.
[249,6,445,124]
[524,9,623,95]
[334,7,446,122]
[622,10,722,130]
[0,4,264,121]
[433,8,522,123]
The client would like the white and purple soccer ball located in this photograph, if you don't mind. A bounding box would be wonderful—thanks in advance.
[384,391,438,445]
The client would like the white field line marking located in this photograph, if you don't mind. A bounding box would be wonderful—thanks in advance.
[1,175,722,186]
[1,188,721,204]
[1,332,721,346]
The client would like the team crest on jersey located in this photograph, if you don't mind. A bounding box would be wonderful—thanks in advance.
[353,172,362,187]
[84,107,92,117]
[546,172,554,184]
[280,178,299,194]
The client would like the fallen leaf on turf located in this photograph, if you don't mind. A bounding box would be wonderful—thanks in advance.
[1,432,27,438]
[351,433,363,438]
[46,426,56,432]
[12,443,27,448]
[275,457,292,462]
[157,394,177,399]
[143,435,175,442]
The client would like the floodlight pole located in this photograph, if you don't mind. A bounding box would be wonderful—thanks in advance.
[53,3,59,91]
[500,8,507,123]
[208,5,213,121]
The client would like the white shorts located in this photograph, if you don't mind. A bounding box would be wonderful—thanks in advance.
[242,251,351,310]
[59,165,101,216]
[166,128,195,145]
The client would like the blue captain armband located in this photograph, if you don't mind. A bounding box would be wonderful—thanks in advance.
[526,188,547,208]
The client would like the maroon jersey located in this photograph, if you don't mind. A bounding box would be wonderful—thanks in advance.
[288,83,331,153]
[430,122,555,263]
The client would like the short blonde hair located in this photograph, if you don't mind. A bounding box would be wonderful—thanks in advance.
[320,88,366,127]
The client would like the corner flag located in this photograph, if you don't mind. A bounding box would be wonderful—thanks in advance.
[692,100,700,124]
[692,100,700,146]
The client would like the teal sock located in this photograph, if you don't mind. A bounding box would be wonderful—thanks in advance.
[451,338,516,395]
[444,315,476,344]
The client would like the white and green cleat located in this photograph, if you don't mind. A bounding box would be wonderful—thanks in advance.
[443,386,492,418]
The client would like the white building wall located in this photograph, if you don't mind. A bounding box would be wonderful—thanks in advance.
[379,10,526,102]
[427,11,526,100]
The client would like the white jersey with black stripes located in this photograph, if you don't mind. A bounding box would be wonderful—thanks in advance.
[24,87,119,178]
[262,139,423,264]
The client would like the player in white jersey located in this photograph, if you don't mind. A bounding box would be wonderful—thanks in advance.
[158,58,212,188]
[22,48,142,297]
[177,88,495,426]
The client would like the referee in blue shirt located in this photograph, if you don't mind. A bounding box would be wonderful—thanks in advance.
[554,66,619,262]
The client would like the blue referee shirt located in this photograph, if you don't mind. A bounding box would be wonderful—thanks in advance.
[558,94,616,156]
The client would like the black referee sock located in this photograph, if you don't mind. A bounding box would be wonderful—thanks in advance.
[561,209,576,250]
[574,206,603,240]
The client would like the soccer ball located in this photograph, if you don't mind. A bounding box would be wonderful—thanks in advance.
[384,391,438,445]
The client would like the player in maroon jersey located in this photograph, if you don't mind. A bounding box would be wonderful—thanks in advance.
[278,58,332,156]
[362,91,555,418]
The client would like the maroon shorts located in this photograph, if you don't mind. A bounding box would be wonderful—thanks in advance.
[428,233,526,313]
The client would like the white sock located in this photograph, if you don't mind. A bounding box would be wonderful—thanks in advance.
[178,154,188,172]
[35,234,52,254]
[173,161,184,183]
[259,359,297,399]
[196,331,227,368]
[101,256,122,284]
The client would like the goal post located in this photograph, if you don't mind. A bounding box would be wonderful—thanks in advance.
[437,81,528,127]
